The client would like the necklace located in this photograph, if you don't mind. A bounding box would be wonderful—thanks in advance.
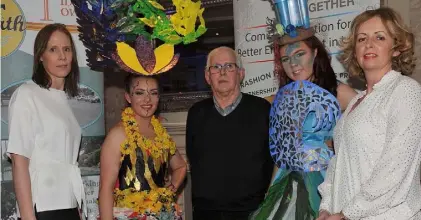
[121,107,176,165]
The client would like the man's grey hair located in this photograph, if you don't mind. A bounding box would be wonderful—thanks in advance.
[205,46,243,71]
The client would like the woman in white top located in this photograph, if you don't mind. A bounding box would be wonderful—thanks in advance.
[317,7,421,220]
[7,23,85,220]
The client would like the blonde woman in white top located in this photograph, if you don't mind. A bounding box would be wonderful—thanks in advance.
[317,7,421,220]
[7,23,85,220]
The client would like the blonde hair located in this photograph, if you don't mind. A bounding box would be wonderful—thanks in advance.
[205,46,243,71]
[340,7,415,77]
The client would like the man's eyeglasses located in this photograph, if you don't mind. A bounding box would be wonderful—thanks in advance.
[208,63,238,75]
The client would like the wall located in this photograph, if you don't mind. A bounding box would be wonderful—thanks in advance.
[383,0,421,83]
[409,0,421,83]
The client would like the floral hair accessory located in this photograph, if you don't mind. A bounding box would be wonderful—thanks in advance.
[72,0,207,75]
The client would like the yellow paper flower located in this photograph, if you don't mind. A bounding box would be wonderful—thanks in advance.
[115,107,177,215]
[170,0,205,37]
[114,188,175,214]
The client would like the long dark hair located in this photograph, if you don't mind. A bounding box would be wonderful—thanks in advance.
[274,36,338,97]
[32,23,80,97]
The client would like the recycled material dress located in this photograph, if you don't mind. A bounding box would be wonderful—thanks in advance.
[250,80,341,220]
[111,150,181,220]
[105,108,182,220]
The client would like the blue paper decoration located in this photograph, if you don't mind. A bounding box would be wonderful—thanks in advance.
[285,24,297,37]
[273,0,311,37]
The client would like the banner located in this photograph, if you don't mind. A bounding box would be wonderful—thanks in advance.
[1,0,103,219]
[1,0,105,138]
[234,0,380,98]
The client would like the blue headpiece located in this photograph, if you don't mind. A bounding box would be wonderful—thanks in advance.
[267,0,314,45]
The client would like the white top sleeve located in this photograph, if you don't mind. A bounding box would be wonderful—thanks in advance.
[7,86,36,158]
[318,155,337,213]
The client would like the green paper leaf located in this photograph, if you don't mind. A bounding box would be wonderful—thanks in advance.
[183,32,197,44]
[162,35,182,45]
[195,25,207,37]
[120,24,136,33]
[110,0,124,8]
[116,17,128,28]
[156,28,174,36]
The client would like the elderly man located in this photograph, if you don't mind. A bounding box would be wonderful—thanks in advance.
[186,46,274,220]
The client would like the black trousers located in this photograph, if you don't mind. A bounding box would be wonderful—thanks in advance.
[193,209,252,220]
[18,206,80,220]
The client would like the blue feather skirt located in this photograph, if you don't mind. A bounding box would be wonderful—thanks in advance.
[249,169,325,220]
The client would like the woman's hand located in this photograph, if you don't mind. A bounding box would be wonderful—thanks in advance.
[326,214,344,220]
[316,210,331,220]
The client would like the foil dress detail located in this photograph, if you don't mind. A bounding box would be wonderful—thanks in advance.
[251,80,341,220]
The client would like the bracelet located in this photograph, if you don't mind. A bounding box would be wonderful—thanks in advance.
[168,183,177,192]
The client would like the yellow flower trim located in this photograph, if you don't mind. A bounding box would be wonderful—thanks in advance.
[120,107,176,168]
[115,107,177,215]
[114,188,175,214]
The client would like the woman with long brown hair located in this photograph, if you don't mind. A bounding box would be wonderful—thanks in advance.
[7,23,85,220]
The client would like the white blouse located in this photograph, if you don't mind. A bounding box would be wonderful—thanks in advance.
[319,70,421,220]
[6,81,86,216]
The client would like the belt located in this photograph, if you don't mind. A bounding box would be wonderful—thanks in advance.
[31,160,87,218]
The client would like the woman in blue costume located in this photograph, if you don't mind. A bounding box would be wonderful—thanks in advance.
[250,1,357,219]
